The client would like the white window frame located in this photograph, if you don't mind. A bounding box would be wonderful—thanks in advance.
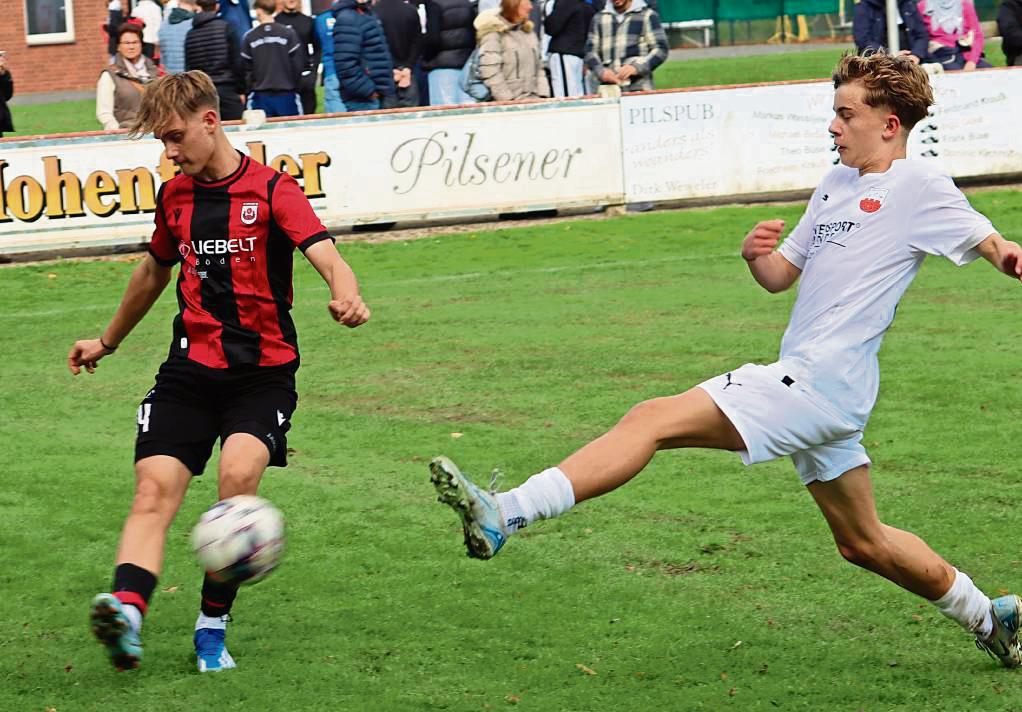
[24,0,76,46]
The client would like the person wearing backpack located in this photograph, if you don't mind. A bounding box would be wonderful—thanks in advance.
[474,0,550,101]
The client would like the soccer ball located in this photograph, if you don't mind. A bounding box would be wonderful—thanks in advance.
[191,495,285,585]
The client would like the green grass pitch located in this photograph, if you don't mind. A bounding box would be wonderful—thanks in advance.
[1,190,1020,710]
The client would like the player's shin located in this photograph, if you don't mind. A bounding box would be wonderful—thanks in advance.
[200,574,239,618]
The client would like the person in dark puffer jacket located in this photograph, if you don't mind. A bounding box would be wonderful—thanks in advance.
[999,0,1022,65]
[333,0,397,111]
[422,0,476,105]
[185,0,247,120]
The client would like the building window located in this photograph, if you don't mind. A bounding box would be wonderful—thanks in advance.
[25,0,76,45]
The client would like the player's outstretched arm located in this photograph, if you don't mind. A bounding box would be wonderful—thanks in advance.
[741,219,802,293]
[67,253,173,375]
[975,233,1022,284]
[304,240,371,328]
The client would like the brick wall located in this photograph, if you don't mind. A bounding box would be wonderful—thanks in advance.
[1,1,110,95]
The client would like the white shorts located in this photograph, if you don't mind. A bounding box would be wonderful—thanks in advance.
[697,362,871,485]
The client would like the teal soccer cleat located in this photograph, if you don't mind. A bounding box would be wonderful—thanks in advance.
[430,456,507,560]
[976,594,1022,668]
[90,593,142,671]
[195,623,237,673]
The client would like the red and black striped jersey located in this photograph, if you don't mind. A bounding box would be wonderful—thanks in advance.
[148,151,332,369]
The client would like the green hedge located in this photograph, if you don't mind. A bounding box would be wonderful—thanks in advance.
[660,0,840,23]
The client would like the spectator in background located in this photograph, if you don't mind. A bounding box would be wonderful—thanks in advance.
[97,23,161,130]
[422,0,476,105]
[853,0,930,64]
[544,0,595,97]
[413,0,431,105]
[997,0,1022,65]
[584,0,667,93]
[159,0,197,74]
[218,0,254,45]
[315,2,346,112]
[333,0,397,111]
[105,0,126,61]
[276,0,322,115]
[475,0,550,101]
[376,0,423,107]
[0,53,13,138]
[917,0,991,70]
[242,0,304,117]
[186,0,247,120]
[132,0,164,58]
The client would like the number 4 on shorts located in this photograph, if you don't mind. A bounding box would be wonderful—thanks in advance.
[137,403,152,433]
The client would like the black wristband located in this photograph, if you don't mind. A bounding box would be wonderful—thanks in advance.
[100,337,118,352]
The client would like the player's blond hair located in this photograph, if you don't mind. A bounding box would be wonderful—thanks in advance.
[128,70,221,138]
[832,52,934,131]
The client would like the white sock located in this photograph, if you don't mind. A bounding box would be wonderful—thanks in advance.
[122,604,143,634]
[496,467,575,535]
[931,568,993,639]
[195,613,229,631]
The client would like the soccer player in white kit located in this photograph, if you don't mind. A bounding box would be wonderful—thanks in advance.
[429,51,1022,666]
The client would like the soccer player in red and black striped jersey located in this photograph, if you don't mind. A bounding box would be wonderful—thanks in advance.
[67,70,370,673]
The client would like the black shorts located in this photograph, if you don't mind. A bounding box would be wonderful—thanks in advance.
[134,357,299,476]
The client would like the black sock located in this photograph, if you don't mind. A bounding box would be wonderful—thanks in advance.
[201,575,239,618]
[112,563,158,615]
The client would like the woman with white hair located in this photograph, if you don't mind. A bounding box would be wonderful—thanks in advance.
[917,0,992,70]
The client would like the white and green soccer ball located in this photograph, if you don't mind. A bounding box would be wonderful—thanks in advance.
[191,495,285,585]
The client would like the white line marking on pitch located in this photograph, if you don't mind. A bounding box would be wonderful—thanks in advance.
[0,253,733,319]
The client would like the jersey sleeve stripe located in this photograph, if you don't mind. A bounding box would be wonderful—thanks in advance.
[147,245,179,266]
[298,231,334,253]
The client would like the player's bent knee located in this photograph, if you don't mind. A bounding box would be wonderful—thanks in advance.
[619,397,684,438]
[130,477,170,517]
[218,466,262,498]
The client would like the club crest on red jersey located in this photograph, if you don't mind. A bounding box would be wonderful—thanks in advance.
[241,202,259,225]
[859,188,888,214]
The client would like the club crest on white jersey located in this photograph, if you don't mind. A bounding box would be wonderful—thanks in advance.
[859,188,888,214]
[241,202,259,225]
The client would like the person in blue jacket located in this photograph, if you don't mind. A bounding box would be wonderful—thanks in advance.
[218,0,254,44]
[316,3,346,112]
[333,0,397,111]
[854,0,930,64]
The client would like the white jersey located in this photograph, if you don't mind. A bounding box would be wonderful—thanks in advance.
[776,159,994,428]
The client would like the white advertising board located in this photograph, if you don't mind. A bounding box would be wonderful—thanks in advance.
[1,68,1018,258]
[0,99,622,255]
[621,68,1022,203]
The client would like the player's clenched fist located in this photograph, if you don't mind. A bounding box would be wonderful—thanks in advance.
[741,219,786,262]
[328,295,371,327]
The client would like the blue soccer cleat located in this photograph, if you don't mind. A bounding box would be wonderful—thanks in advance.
[429,456,507,560]
[194,620,237,673]
[90,593,142,671]
[976,594,1022,668]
